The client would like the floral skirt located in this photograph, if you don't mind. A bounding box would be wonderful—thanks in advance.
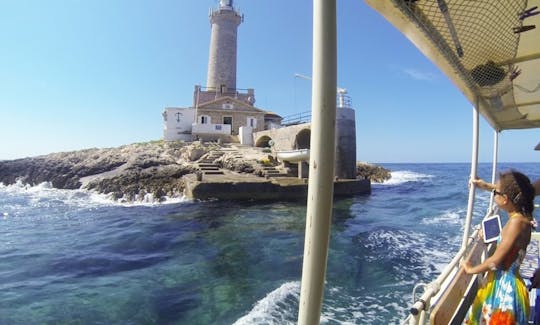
[464,269,529,324]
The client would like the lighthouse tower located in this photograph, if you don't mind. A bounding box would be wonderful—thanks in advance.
[335,90,357,179]
[206,0,243,92]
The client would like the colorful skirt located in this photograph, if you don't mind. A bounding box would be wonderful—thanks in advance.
[464,269,529,324]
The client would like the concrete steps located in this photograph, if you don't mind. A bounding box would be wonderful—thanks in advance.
[197,150,225,175]
[199,151,225,164]
[198,163,220,169]
[201,170,224,175]
[197,148,290,178]
[198,164,224,175]
[260,166,289,178]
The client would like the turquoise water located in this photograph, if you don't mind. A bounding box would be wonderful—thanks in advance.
[1,163,539,324]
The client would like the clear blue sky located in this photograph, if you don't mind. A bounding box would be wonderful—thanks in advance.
[1,0,538,163]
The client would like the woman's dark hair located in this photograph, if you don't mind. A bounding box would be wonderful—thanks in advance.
[499,170,535,219]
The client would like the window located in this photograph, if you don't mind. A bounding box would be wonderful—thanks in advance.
[200,115,210,124]
[223,116,232,125]
[247,117,257,128]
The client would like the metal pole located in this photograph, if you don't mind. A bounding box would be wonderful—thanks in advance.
[488,131,499,212]
[297,0,337,324]
[408,314,419,325]
[462,104,480,249]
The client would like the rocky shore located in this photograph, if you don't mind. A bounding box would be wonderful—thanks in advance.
[0,140,391,202]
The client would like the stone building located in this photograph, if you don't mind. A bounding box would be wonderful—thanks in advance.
[163,0,281,143]
[195,98,264,133]
[163,0,358,180]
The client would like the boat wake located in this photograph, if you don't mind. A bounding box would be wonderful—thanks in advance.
[233,279,410,324]
[380,170,434,185]
[233,281,300,325]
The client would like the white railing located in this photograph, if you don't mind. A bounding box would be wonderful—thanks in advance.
[403,228,481,325]
[191,123,231,135]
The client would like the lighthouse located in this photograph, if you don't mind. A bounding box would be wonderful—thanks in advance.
[206,0,243,92]
[163,0,268,143]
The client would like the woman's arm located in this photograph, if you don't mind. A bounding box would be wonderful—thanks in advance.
[462,219,522,274]
[533,179,540,197]
[470,177,496,192]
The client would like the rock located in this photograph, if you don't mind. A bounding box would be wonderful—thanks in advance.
[356,162,391,183]
[85,163,195,201]
[0,148,126,189]
[0,141,196,201]
[182,141,210,161]
[216,151,257,173]
[0,140,391,202]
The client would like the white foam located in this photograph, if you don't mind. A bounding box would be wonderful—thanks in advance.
[233,281,405,325]
[320,285,409,324]
[365,229,457,278]
[421,209,464,225]
[380,170,434,185]
[233,281,300,325]
[0,180,189,207]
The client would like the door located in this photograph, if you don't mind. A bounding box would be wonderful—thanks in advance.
[223,116,233,134]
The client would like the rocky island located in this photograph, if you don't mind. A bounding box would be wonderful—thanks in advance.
[0,140,391,202]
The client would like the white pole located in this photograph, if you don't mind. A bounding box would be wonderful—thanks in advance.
[462,104,480,249]
[488,131,499,212]
[297,0,337,324]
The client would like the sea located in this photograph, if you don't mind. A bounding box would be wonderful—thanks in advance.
[1,162,540,325]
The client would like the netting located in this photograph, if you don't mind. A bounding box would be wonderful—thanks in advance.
[394,0,528,102]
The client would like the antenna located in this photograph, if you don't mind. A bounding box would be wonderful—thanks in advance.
[294,73,347,94]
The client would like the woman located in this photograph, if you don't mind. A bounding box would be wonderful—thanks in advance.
[463,170,535,324]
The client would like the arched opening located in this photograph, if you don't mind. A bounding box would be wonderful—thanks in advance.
[294,129,311,149]
[255,135,273,148]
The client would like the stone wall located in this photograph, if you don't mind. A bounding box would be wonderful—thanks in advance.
[253,123,311,150]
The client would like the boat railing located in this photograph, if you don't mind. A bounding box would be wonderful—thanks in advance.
[402,217,538,325]
[402,226,496,325]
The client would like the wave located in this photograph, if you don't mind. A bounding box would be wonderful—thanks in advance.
[380,170,434,185]
[421,208,464,225]
[364,228,458,277]
[233,281,300,325]
[0,180,189,208]
[233,280,410,325]
[321,286,408,324]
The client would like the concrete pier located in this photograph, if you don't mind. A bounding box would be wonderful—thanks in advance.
[183,171,370,201]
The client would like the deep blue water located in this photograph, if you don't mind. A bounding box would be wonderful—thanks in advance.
[1,163,540,324]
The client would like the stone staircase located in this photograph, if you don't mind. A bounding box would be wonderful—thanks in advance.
[196,147,290,178]
[225,149,243,160]
[197,151,224,175]
[260,165,289,178]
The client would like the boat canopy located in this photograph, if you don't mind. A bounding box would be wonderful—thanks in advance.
[365,0,540,132]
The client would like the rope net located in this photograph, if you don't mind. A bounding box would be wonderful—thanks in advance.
[395,0,528,104]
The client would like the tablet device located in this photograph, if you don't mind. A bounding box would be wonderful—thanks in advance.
[482,214,502,244]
